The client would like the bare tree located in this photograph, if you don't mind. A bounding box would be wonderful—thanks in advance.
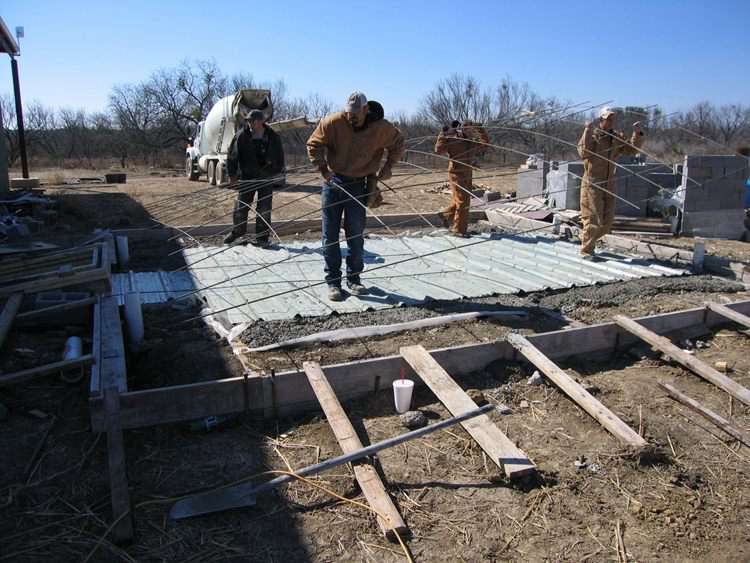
[419,74,492,125]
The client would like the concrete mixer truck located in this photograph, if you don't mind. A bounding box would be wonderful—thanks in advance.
[185,89,313,185]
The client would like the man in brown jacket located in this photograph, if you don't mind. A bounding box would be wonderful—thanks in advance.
[434,121,489,236]
[577,107,644,258]
[307,91,404,301]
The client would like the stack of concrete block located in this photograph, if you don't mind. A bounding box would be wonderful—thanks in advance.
[546,160,682,217]
[676,155,749,239]
[613,163,679,217]
[516,160,549,200]
[546,161,584,210]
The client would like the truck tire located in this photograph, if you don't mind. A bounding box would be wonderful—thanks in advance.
[216,161,226,186]
[207,160,217,186]
[186,156,199,181]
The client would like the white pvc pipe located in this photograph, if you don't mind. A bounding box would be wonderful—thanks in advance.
[63,336,82,360]
[116,236,130,269]
[124,292,144,347]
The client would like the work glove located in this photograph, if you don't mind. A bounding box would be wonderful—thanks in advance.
[376,167,392,181]
[367,175,383,209]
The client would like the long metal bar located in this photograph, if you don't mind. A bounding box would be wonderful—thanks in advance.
[169,403,494,519]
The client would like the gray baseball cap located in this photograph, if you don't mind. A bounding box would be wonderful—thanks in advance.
[245,109,265,121]
[344,91,367,113]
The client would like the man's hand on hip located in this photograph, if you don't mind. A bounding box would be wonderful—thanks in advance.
[377,167,392,181]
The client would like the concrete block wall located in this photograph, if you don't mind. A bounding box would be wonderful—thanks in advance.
[678,155,749,239]
[546,162,584,210]
[516,161,549,200]
[545,161,679,216]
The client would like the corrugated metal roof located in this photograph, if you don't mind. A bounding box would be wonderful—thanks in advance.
[112,233,687,323]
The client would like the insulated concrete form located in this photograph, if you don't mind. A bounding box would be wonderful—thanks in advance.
[113,233,686,323]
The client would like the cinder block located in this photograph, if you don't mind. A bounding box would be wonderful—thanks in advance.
[10,177,40,190]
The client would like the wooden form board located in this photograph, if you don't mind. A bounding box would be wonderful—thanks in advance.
[400,345,536,478]
[90,296,128,396]
[506,333,647,449]
[0,354,95,387]
[103,387,134,543]
[658,382,750,448]
[88,299,750,433]
[0,243,111,297]
[0,293,23,349]
[705,301,750,330]
[614,314,750,407]
[303,362,407,540]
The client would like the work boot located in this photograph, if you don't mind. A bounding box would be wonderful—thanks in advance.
[328,286,344,301]
[580,252,596,261]
[223,232,239,244]
[251,239,272,249]
[348,282,368,296]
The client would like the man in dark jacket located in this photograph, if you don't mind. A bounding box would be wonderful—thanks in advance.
[224,109,285,246]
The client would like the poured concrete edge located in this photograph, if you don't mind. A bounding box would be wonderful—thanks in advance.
[88,299,750,432]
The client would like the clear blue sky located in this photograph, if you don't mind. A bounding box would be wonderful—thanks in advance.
[1,0,748,116]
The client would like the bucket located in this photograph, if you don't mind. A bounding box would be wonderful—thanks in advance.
[393,379,415,414]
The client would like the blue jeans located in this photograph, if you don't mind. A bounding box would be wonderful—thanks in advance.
[321,174,367,287]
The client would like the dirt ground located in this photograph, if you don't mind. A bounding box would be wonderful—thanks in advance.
[2,167,750,562]
[2,275,750,562]
[39,165,517,233]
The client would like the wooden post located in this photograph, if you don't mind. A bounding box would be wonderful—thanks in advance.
[705,301,750,330]
[400,345,536,478]
[659,382,750,447]
[613,314,750,407]
[506,333,647,449]
[0,293,22,350]
[303,362,407,541]
[103,386,134,543]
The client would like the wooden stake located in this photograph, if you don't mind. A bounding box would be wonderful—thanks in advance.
[303,361,407,542]
[506,334,647,450]
[400,344,536,478]
[0,293,22,350]
[103,386,134,543]
[659,382,750,448]
[614,314,750,407]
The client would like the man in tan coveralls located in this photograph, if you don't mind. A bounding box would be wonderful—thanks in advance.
[434,121,489,237]
[577,107,644,258]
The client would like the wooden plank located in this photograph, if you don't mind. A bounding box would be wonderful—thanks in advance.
[103,386,134,543]
[16,295,97,321]
[90,300,103,397]
[613,314,750,407]
[0,293,23,350]
[658,382,750,447]
[0,267,111,297]
[99,296,127,393]
[87,300,750,431]
[705,301,750,330]
[400,345,536,478]
[0,354,95,387]
[506,333,647,449]
[303,361,407,541]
